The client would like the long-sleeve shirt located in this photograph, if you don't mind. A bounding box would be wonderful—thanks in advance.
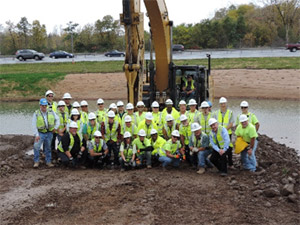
[209,127,230,152]
[32,110,60,137]
[189,133,209,149]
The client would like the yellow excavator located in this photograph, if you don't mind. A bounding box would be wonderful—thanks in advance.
[120,0,211,109]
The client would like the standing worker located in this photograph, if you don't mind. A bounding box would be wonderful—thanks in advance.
[161,99,180,122]
[80,100,89,125]
[45,90,57,112]
[199,101,212,135]
[208,118,230,176]
[135,101,146,125]
[122,103,138,126]
[137,112,158,139]
[82,112,100,142]
[121,115,138,140]
[62,93,73,116]
[151,101,163,136]
[56,100,68,143]
[95,98,107,125]
[236,101,260,131]
[116,101,126,122]
[32,98,59,168]
[187,99,200,124]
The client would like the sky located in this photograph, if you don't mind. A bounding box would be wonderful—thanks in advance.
[0,0,261,33]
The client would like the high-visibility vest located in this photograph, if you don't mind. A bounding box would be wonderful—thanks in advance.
[104,119,119,142]
[160,139,180,157]
[122,123,136,136]
[120,142,134,160]
[191,133,205,148]
[151,136,166,155]
[47,102,57,113]
[210,125,225,149]
[152,112,163,135]
[215,109,233,135]
[162,107,180,122]
[132,137,151,156]
[137,120,157,139]
[35,110,55,133]
[86,122,100,140]
[80,111,89,125]
[163,122,177,139]
[95,109,107,124]
[135,111,146,125]
[64,105,73,116]
[58,132,82,153]
[187,110,200,124]
[199,112,212,135]
[90,139,104,153]
[185,79,195,90]
[179,123,192,145]
[58,111,68,130]
[122,113,138,126]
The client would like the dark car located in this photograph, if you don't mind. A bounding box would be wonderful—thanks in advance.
[15,49,45,61]
[172,44,184,51]
[49,51,74,59]
[104,50,125,57]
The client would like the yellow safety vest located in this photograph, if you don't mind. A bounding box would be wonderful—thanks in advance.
[105,120,119,142]
[163,122,177,140]
[36,110,55,133]
[90,139,104,153]
[216,109,233,135]
[58,111,68,130]
[119,143,134,160]
[57,132,82,153]
[96,109,107,124]
[199,112,212,135]
[151,136,166,155]
[210,125,225,149]
[179,124,192,145]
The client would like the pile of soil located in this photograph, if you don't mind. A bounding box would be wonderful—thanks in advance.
[0,134,299,224]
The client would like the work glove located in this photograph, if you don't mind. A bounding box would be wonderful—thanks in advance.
[174,155,180,159]
[192,147,198,153]
[77,151,82,159]
[69,157,73,161]
[182,155,186,161]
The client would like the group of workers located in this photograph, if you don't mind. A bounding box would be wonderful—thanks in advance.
[32,89,260,176]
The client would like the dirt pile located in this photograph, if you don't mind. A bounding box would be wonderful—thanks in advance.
[0,134,299,225]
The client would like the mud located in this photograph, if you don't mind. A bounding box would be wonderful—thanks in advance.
[0,134,299,224]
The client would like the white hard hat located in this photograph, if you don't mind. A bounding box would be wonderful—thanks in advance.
[72,101,80,108]
[126,103,134,110]
[117,101,124,107]
[240,101,249,107]
[219,97,227,104]
[188,99,197,106]
[63,93,72,99]
[179,100,186,105]
[171,130,180,138]
[45,90,54,97]
[69,121,78,128]
[138,129,146,137]
[97,98,104,104]
[151,101,159,108]
[80,100,88,106]
[57,100,66,106]
[191,122,202,132]
[208,118,218,126]
[94,130,102,137]
[107,110,115,118]
[124,115,132,122]
[150,129,158,135]
[165,99,173,105]
[123,131,132,139]
[71,109,80,116]
[239,114,248,122]
[165,114,174,122]
[88,112,96,120]
[109,103,117,109]
[136,101,145,107]
[145,112,153,120]
[180,114,188,122]
[200,101,209,108]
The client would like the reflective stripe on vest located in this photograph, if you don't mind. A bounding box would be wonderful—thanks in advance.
[179,124,191,145]
[87,122,100,140]
[121,143,134,160]
[185,79,195,90]
[187,110,199,124]
[36,110,55,133]
[199,112,212,135]
[164,122,176,139]
[58,112,68,130]
[105,119,119,142]
[160,140,180,156]
[210,125,225,149]
[58,132,75,152]
[90,139,104,153]
[191,133,203,148]
[217,109,232,134]
[122,123,135,136]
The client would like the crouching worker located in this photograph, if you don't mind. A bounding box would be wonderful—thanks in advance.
[87,131,109,168]
[119,131,136,171]
[57,121,87,168]
[133,129,153,168]
[159,130,185,169]
[150,128,166,167]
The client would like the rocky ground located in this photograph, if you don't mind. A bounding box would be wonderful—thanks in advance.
[0,134,299,224]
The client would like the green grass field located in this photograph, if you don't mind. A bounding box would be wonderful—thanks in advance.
[0,57,299,98]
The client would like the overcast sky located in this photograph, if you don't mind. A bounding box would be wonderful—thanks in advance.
[1,0,261,33]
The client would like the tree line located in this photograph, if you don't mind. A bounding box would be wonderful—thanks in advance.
[0,1,299,55]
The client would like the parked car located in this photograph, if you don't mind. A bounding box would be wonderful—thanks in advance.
[172,44,184,51]
[104,50,125,57]
[49,51,74,59]
[286,42,300,52]
[15,49,45,61]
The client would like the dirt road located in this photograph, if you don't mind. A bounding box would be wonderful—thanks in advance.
[0,134,299,225]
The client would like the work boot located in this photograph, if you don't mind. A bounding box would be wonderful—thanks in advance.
[46,162,55,168]
[147,165,152,169]
[33,162,39,168]
[220,172,228,177]
[197,167,205,174]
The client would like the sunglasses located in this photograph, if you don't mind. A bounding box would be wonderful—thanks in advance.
[47,95,54,98]
[241,107,248,109]
[95,137,101,139]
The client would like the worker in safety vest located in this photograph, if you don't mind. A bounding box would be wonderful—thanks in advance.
[151,101,163,136]
[57,121,87,168]
[82,112,100,142]
[182,74,196,102]
[199,101,212,135]
[80,100,89,125]
[72,101,81,115]
[213,97,234,169]
[137,112,158,139]
[62,93,73,116]
[45,90,57,113]
[103,110,121,167]
[56,100,68,143]
[133,129,152,168]
[208,118,230,177]
[162,114,178,140]
[189,123,210,174]
[236,101,260,131]
[161,99,180,123]
[95,98,107,125]
[67,109,83,139]
[235,114,258,172]
[176,100,188,124]
[116,101,126,122]
[119,131,136,171]
[150,128,166,166]
[121,115,138,140]
[32,98,59,168]
[135,101,146,125]
[122,103,138,126]
[178,115,193,165]
[158,130,185,169]
[87,130,109,168]
[187,99,200,124]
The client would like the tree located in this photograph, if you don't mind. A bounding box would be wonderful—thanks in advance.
[16,17,31,48]
[31,20,47,51]
[5,21,18,53]
[63,21,79,54]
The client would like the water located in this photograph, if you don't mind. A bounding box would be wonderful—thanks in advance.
[0,99,299,152]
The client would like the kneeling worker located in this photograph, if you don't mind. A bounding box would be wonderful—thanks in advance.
[119,131,136,171]
[150,128,166,166]
[58,121,87,167]
[87,131,109,168]
[133,129,152,168]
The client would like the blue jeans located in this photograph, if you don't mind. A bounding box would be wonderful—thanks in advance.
[138,152,152,166]
[241,139,258,172]
[34,132,53,163]
[159,156,180,168]
[197,148,212,168]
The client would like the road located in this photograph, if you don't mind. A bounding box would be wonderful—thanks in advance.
[0,48,299,64]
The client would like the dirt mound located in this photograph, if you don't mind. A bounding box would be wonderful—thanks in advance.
[0,134,299,225]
